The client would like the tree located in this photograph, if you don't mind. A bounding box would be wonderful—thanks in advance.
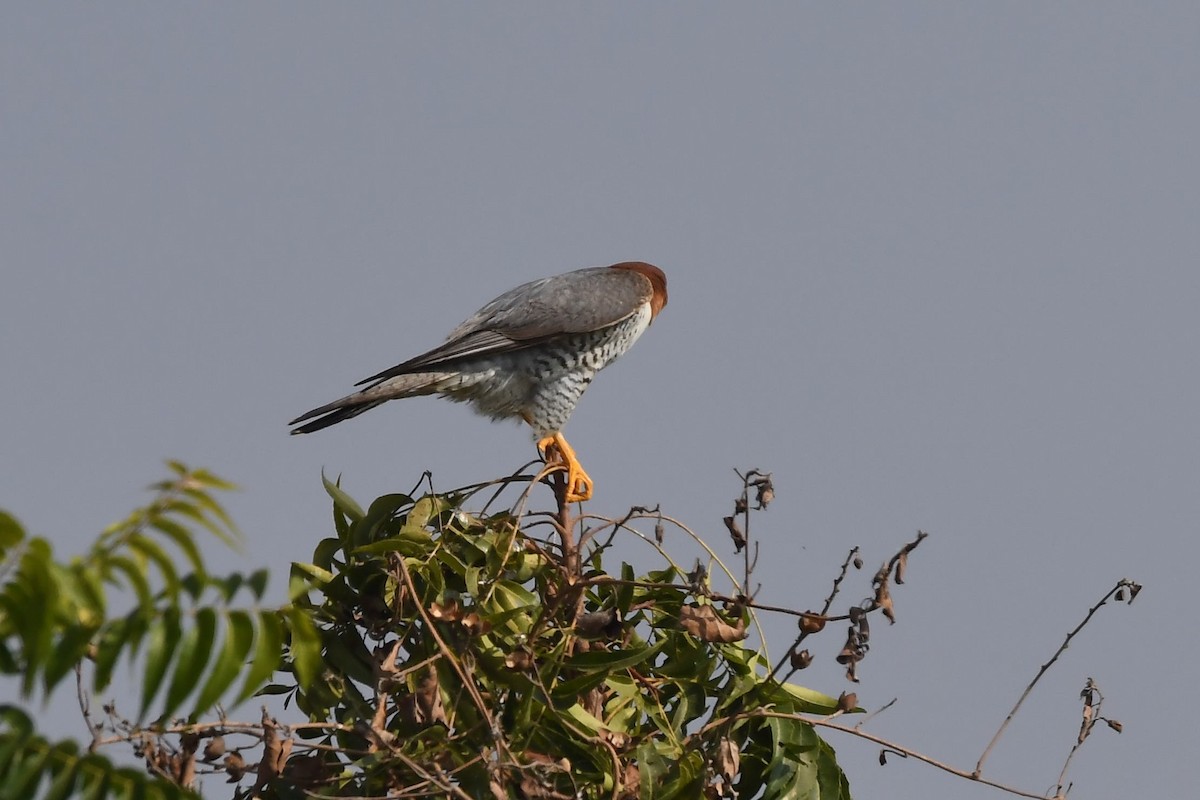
[0,463,1135,799]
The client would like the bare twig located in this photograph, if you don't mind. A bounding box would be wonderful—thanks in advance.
[855,697,898,730]
[75,662,102,752]
[731,468,772,594]
[819,547,861,617]
[973,578,1140,779]
[1054,678,1110,797]
[699,708,1052,800]
[768,532,927,685]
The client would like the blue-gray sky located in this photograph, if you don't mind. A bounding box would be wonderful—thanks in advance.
[3,4,1195,797]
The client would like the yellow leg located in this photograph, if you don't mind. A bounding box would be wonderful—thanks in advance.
[536,432,593,502]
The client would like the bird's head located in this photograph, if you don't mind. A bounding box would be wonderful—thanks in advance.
[612,262,668,321]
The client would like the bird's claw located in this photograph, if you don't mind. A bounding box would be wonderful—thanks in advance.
[537,433,593,503]
[564,470,593,504]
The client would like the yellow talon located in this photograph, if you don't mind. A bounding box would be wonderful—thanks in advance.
[536,433,593,502]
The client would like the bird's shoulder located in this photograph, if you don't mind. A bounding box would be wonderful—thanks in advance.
[356,266,654,386]
[451,266,653,340]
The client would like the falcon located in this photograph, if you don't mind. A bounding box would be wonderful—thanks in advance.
[289,262,668,502]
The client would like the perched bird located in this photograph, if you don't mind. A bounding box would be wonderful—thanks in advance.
[289,262,668,502]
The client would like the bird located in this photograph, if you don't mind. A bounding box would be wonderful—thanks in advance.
[289,262,668,502]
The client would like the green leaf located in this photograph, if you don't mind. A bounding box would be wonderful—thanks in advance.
[192,610,255,715]
[0,705,35,758]
[292,562,335,587]
[0,642,17,674]
[214,572,243,602]
[42,624,96,696]
[563,703,607,734]
[490,580,539,610]
[312,537,342,571]
[777,681,841,714]
[40,741,81,800]
[189,466,238,492]
[11,540,56,695]
[286,607,323,690]
[106,556,154,610]
[67,565,107,626]
[148,518,207,578]
[322,474,364,522]
[562,639,666,673]
[352,530,433,557]
[75,754,112,800]
[0,511,24,553]
[246,568,269,601]
[465,566,482,598]
[323,629,375,687]
[549,670,611,703]
[127,534,181,598]
[617,562,635,612]
[815,737,850,800]
[2,737,52,800]
[181,487,241,543]
[163,499,240,551]
[140,607,182,718]
[235,610,283,704]
[93,614,148,694]
[762,715,820,800]
[162,607,218,718]
[636,740,676,800]
[406,495,443,529]
[431,547,469,578]
[360,493,414,542]
[657,751,705,800]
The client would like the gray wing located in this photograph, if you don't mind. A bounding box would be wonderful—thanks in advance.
[356,267,651,387]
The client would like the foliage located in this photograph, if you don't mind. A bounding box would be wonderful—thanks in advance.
[0,464,854,799]
[0,464,277,799]
[271,473,849,798]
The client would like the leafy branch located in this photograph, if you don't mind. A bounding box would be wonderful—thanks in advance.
[0,462,1139,799]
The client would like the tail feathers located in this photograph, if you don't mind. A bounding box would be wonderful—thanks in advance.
[289,399,386,434]
[288,373,444,435]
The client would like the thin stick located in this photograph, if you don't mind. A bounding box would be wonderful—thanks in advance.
[392,553,507,759]
[855,697,898,730]
[805,716,1052,800]
[75,662,102,752]
[1054,679,1102,796]
[973,579,1138,778]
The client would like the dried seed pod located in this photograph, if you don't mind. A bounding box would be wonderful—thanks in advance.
[799,613,826,635]
[202,736,226,762]
[505,650,533,670]
[790,649,813,669]
[223,752,247,781]
[723,515,747,552]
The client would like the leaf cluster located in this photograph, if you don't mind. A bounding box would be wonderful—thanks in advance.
[0,465,852,799]
[0,463,282,799]
[264,475,849,799]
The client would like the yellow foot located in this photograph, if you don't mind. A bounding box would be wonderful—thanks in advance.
[536,432,593,502]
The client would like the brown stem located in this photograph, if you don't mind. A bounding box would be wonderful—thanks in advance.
[973,579,1138,779]
[697,709,1056,800]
